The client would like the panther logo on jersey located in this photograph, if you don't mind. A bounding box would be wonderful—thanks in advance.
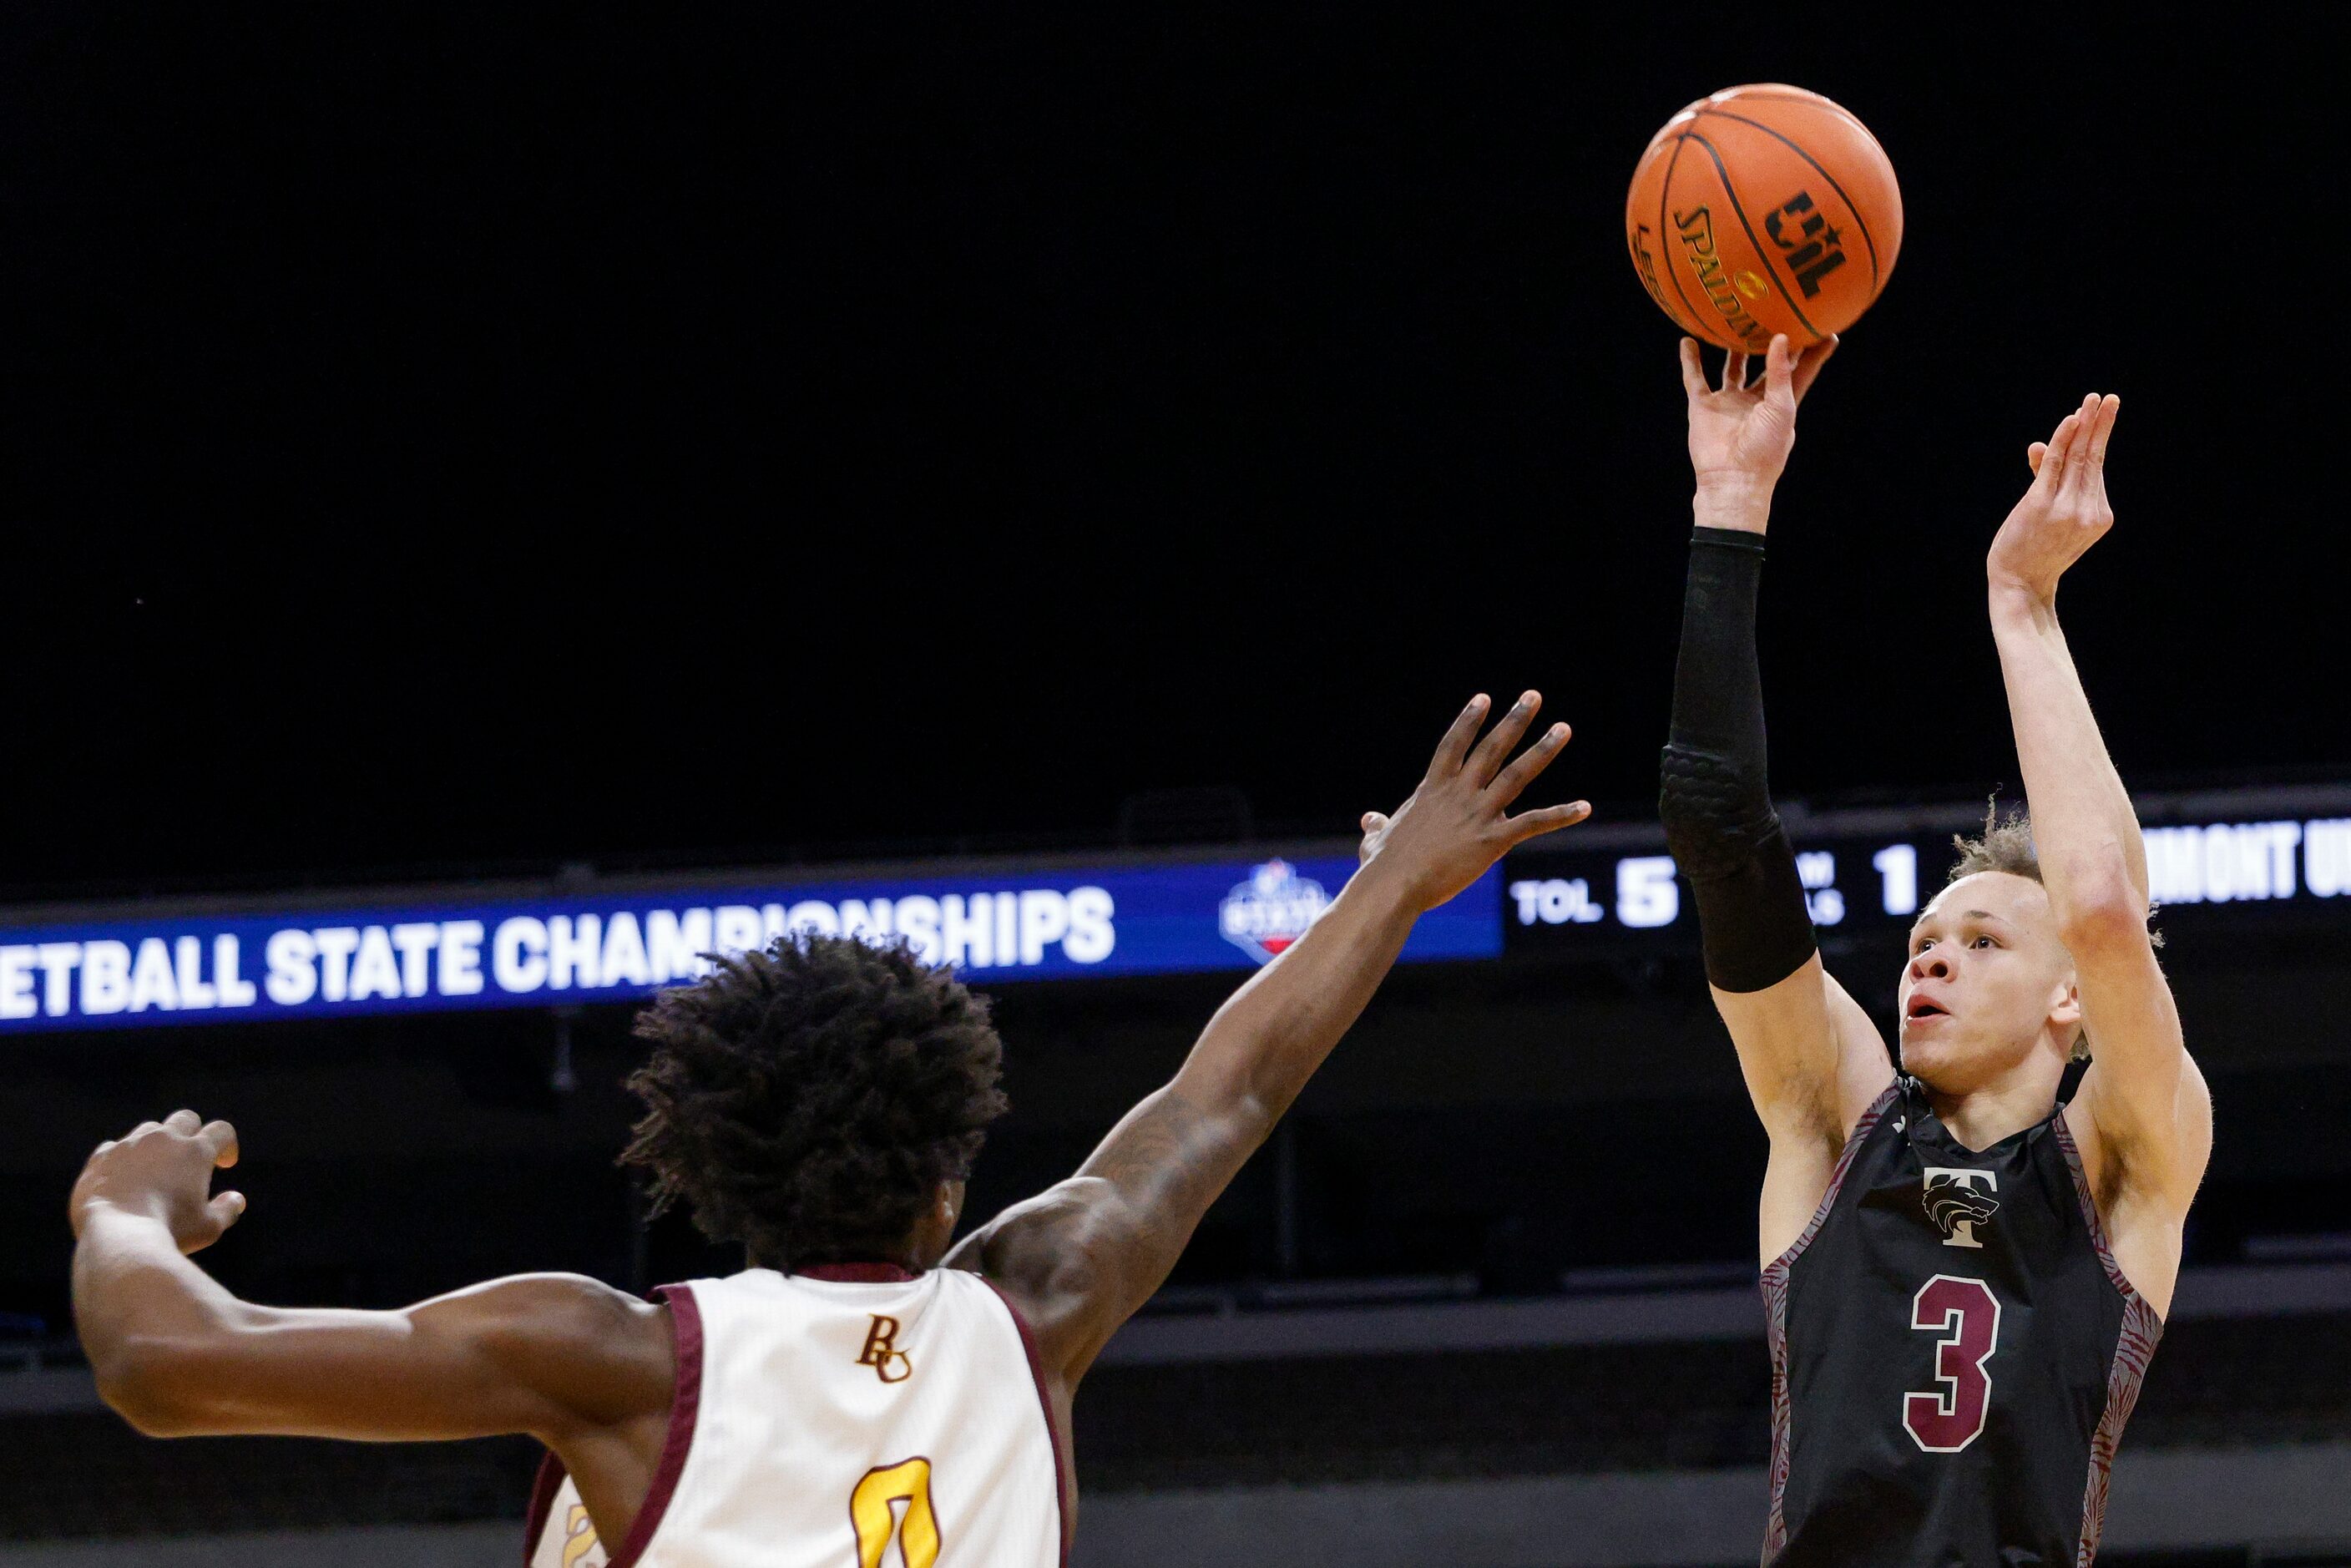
[1922,1167,2000,1249]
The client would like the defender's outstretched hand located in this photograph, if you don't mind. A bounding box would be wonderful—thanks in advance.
[1990,393,2121,603]
[71,1110,245,1256]
[1356,691,1589,910]
[1680,332,1838,533]
[981,690,1591,1379]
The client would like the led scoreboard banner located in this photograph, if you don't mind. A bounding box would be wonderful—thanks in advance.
[0,855,1501,1035]
[1504,802,2351,959]
[1504,832,1967,954]
[7,787,2351,1036]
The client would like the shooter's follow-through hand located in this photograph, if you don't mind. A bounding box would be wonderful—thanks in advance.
[1680,331,1838,534]
[1355,692,1590,912]
[1989,393,2121,604]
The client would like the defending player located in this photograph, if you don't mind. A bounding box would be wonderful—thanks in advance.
[69,694,1586,1567]
[1658,336,2212,1565]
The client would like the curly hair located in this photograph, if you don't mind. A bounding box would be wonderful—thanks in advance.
[620,933,1009,1269]
[1949,803,2044,885]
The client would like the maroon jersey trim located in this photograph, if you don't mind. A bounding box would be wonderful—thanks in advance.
[522,1448,567,1563]
[981,1277,1073,1568]
[606,1283,706,1568]
[518,1284,704,1568]
[2054,1113,2164,1566]
[798,1262,918,1282]
[2051,1110,2151,1304]
[1757,1080,1898,1563]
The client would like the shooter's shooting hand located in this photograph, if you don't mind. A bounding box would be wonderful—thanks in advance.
[70,1110,246,1256]
[1990,393,2121,605]
[1680,331,1837,534]
[1355,691,1590,912]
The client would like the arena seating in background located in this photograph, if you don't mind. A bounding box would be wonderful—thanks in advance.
[2,1307,2343,1550]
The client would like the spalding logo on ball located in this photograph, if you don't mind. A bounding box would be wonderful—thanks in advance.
[1626,85,1903,349]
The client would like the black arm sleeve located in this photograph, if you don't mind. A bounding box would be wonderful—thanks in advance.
[1657,525,1817,994]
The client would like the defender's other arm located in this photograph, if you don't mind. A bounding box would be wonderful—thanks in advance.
[1659,336,1890,1246]
[958,695,1589,1380]
[71,1115,672,1512]
[1986,397,2210,1308]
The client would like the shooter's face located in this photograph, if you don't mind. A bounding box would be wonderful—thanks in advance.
[1896,873,2081,1096]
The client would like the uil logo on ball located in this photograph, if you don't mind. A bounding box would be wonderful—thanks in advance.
[1764,191,1848,298]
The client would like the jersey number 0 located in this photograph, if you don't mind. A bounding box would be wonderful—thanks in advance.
[851,1458,942,1568]
[1904,1274,2001,1453]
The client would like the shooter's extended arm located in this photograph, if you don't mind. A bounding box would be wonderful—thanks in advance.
[1985,397,2205,1216]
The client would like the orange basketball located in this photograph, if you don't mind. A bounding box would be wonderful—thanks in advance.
[1625,85,1902,352]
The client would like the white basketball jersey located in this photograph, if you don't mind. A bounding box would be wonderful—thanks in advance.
[524,1266,1066,1568]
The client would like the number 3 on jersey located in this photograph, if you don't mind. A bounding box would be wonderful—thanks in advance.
[1904,1274,2001,1452]
[852,1458,941,1568]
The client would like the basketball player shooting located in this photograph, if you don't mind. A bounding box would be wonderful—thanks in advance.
[1659,335,2212,1565]
[68,696,1587,1567]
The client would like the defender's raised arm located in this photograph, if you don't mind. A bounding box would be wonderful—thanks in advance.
[956,694,1589,1378]
[1986,395,2211,1315]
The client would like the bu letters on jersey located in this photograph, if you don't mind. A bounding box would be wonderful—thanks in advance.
[858,1314,914,1384]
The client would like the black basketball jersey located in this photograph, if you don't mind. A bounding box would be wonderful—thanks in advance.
[1761,1076,2163,1567]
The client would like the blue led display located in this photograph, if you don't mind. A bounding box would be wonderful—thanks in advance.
[0,857,1501,1034]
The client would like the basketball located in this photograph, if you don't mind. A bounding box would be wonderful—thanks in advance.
[1625,84,1903,352]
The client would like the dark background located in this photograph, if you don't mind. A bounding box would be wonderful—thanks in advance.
[4,10,2349,1556]
[2,8,2333,899]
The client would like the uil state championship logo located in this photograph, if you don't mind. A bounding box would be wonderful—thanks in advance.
[1219,859,1331,964]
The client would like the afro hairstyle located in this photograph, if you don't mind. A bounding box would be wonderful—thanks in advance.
[620,932,1009,1269]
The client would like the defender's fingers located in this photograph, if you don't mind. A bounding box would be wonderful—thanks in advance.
[205,1191,247,1232]
[1503,800,1593,847]
[1488,722,1571,807]
[200,1120,240,1169]
[1677,338,1707,401]
[1719,348,1749,394]
[1466,691,1541,785]
[1427,695,1490,779]
[1358,812,1389,865]
[1789,335,1838,404]
[2026,441,2048,474]
[164,1110,201,1135]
